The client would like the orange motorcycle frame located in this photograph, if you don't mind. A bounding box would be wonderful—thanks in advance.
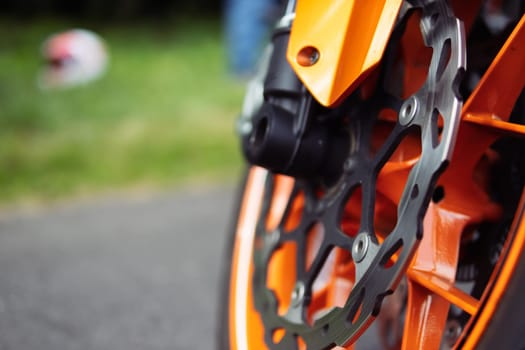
[288,0,404,107]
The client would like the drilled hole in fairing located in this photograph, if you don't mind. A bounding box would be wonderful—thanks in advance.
[266,241,297,316]
[297,46,320,67]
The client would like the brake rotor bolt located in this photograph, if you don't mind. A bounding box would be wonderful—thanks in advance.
[291,282,306,307]
[352,233,370,263]
[269,229,280,244]
[316,201,326,215]
[343,158,355,173]
[263,230,280,248]
[399,96,419,126]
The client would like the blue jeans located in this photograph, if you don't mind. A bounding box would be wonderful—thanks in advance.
[224,0,280,76]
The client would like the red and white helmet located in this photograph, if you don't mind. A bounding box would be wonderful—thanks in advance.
[39,29,108,89]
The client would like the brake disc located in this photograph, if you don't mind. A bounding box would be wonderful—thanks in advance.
[251,0,466,349]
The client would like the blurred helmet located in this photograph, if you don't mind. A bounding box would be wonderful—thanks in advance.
[38,29,109,89]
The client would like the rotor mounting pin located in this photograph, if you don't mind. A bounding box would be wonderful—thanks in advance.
[352,233,370,263]
[315,201,326,215]
[291,282,306,307]
[399,96,419,126]
[343,158,356,173]
[266,229,281,246]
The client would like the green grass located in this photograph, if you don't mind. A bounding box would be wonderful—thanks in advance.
[0,18,246,204]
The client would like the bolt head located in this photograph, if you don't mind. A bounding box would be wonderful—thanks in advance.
[315,201,326,215]
[343,158,355,173]
[352,233,370,263]
[291,282,305,307]
[399,96,419,126]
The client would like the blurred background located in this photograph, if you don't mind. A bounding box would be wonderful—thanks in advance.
[0,1,268,349]
[0,0,247,205]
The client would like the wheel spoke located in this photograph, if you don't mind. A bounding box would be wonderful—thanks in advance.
[451,16,525,183]
[410,203,469,278]
[463,14,525,122]
[463,113,525,139]
[436,122,504,222]
[266,175,296,231]
[278,185,302,230]
[401,280,451,350]
[401,201,472,349]
[408,269,480,315]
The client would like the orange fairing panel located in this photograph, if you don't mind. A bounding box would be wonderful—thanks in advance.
[288,0,403,107]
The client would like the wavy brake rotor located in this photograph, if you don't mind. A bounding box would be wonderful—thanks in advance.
[249,0,467,349]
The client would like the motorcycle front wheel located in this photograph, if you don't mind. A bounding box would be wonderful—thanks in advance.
[218,10,525,350]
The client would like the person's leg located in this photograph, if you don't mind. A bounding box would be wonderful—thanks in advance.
[224,0,274,77]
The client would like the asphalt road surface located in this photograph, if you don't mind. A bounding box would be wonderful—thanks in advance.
[0,187,238,350]
[0,186,379,350]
